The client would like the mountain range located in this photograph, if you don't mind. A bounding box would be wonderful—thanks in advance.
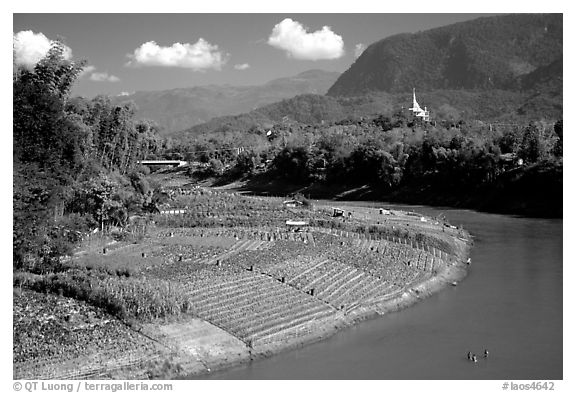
[113,69,340,134]
[115,14,562,139]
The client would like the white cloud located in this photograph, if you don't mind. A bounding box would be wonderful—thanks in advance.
[234,63,250,70]
[117,91,133,96]
[13,30,72,69]
[126,38,228,70]
[90,72,120,82]
[354,43,367,59]
[267,18,344,61]
[78,65,96,77]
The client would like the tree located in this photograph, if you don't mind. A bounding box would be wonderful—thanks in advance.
[14,41,86,170]
[13,41,87,269]
[498,129,521,154]
[13,40,165,271]
[553,120,563,157]
[207,158,224,176]
[518,124,545,164]
[373,115,394,131]
[272,146,311,182]
[377,151,402,188]
[234,150,258,176]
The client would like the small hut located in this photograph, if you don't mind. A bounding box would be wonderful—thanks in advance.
[285,220,309,232]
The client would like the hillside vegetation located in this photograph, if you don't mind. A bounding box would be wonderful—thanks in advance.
[174,88,560,142]
[328,14,562,95]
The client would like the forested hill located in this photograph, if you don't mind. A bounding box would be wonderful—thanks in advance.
[327,14,562,96]
[174,87,561,141]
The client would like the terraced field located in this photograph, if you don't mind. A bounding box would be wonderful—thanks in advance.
[144,221,445,343]
[71,217,450,349]
[184,270,337,345]
[15,185,471,379]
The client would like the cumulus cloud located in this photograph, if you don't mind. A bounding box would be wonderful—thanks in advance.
[267,18,344,61]
[78,65,96,77]
[126,38,228,70]
[13,30,72,69]
[234,63,250,70]
[354,43,367,59]
[90,72,120,82]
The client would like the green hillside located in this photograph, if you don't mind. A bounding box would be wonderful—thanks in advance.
[327,14,562,95]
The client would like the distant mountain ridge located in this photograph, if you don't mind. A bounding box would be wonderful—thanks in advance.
[327,14,562,96]
[113,69,340,134]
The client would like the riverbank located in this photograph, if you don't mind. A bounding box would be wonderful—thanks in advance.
[178,233,471,379]
[14,189,472,380]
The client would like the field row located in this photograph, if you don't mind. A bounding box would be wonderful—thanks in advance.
[142,239,270,280]
[313,228,454,266]
[155,227,315,244]
[184,273,336,343]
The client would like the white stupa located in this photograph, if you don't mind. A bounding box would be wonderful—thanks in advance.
[409,88,430,122]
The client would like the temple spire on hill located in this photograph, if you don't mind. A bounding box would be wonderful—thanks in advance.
[409,88,430,122]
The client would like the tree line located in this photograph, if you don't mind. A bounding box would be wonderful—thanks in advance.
[169,110,562,219]
[13,42,165,271]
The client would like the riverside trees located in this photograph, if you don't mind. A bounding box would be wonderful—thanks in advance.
[13,41,163,270]
[191,116,561,213]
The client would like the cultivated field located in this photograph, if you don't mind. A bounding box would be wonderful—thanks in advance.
[14,185,471,379]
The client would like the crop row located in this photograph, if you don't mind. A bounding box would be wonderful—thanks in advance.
[312,226,458,260]
[225,241,319,274]
[312,228,446,272]
[183,272,335,342]
[148,244,221,262]
[321,244,424,285]
[287,260,397,309]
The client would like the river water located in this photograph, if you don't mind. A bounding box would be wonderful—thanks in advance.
[196,204,563,379]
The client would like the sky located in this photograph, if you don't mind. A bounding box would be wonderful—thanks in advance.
[13,13,500,97]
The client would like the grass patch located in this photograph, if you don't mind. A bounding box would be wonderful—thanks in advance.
[14,269,192,321]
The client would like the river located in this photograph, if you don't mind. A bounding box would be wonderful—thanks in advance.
[195,203,562,379]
